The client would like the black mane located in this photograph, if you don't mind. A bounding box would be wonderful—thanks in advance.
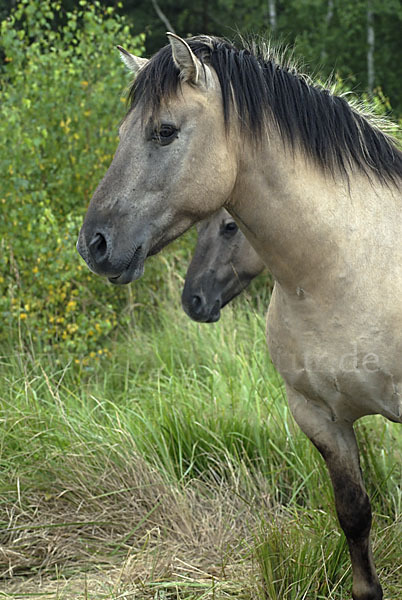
[129,36,402,184]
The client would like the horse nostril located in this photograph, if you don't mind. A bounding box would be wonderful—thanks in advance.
[88,232,108,263]
[191,295,203,312]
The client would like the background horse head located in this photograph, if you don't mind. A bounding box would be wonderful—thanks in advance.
[181,208,265,322]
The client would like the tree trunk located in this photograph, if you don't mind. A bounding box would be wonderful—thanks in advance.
[268,0,276,32]
[151,0,175,33]
[367,0,375,95]
[320,0,334,62]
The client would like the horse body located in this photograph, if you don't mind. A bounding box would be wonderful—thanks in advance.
[232,149,402,423]
[77,34,402,599]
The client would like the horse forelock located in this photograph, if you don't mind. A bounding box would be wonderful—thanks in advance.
[127,36,402,185]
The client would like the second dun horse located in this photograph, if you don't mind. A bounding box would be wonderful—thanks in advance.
[181,208,265,322]
[77,34,402,600]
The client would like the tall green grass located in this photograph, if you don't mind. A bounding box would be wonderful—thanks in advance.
[0,279,401,599]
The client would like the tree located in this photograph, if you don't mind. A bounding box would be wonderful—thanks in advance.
[367,0,375,95]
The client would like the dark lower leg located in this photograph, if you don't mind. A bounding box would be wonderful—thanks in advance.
[330,471,382,600]
[316,438,382,600]
[286,390,382,600]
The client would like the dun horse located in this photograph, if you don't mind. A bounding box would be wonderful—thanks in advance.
[182,208,265,322]
[77,34,402,600]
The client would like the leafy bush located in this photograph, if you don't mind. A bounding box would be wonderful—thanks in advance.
[0,0,148,357]
[1,2,399,360]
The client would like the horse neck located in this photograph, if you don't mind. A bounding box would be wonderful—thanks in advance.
[227,131,390,292]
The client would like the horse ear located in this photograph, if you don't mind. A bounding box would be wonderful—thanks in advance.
[117,45,148,75]
[167,32,202,85]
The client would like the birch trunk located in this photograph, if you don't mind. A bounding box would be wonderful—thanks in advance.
[151,0,175,34]
[268,0,276,31]
[367,0,375,95]
[321,0,334,62]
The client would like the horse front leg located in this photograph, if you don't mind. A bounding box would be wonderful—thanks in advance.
[286,387,383,600]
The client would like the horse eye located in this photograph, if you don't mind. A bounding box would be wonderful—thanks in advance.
[224,221,238,234]
[153,124,178,145]
[220,221,238,238]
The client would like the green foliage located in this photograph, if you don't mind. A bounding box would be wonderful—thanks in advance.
[0,0,146,357]
[277,0,402,110]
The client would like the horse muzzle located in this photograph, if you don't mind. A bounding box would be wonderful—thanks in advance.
[76,227,148,284]
[181,290,222,323]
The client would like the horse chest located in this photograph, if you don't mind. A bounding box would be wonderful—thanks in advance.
[266,284,402,422]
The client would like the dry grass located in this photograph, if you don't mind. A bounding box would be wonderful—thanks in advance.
[1,452,400,599]
[0,452,273,599]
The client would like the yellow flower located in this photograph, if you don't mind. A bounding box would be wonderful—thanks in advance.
[33,266,39,274]
[20,313,27,320]
[81,81,89,88]
[66,300,77,312]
